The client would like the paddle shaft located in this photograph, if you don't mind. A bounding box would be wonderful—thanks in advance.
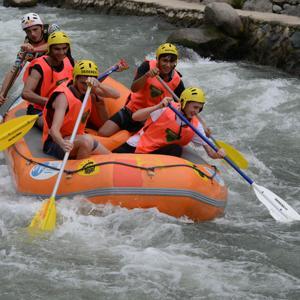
[50,86,92,197]
[99,64,119,80]
[3,52,27,98]
[168,104,254,184]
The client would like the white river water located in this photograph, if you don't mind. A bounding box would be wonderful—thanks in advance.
[0,4,299,300]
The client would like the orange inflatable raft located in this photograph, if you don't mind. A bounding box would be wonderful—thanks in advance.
[4,77,228,221]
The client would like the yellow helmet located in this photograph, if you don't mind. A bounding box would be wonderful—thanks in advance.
[156,43,178,59]
[73,60,99,79]
[180,87,206,109]
[47,31,70,51]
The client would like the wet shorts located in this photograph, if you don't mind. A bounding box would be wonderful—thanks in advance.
[43,138,99,160]
[110,107,144,133]
[43,138,65,160]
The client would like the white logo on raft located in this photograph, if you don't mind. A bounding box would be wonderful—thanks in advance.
[204,167,225,186]
[30,161,62,180]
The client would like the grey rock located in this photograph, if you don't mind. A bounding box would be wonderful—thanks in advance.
[204,2,243,37]
[291,31,300,48]
[242,0,273,12]
[272,4,282,13]
[167,25,241,59]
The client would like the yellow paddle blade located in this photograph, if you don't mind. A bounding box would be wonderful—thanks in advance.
[0,115,38,151]
[215,139,249,170]
[28,196,57,233]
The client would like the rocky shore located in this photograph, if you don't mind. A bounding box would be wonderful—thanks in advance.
[5,0,300,76]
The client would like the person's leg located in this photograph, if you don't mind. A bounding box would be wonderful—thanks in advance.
[91,138,111,155]
[98,119,120,137]
[113,142,136,153]
[43,138,65,159]
[152,144,182,157]
[98,107,143,137]
[73,134,105,159]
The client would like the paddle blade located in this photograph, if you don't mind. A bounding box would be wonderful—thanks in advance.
[215,139,249,170]
[0,114,38,151]
[28,196,57,232]
[252,183,300,222]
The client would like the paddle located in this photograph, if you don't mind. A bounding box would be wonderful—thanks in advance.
[0,64,121,152]
[210,136,249,170]
[28,85,92,232]
[166,101,300,222]
[0,52,27,123]
[156,76,249,169]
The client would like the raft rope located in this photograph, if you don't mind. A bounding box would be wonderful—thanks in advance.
[13,145,217,180]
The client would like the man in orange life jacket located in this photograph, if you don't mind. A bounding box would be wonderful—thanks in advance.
[22,31,74,129]
[43,60,120,160]
[0,13,60,105]
[114,87,226,159]
[98,43,185,137]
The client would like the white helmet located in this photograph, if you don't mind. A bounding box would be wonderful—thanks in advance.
[21,13,43,30]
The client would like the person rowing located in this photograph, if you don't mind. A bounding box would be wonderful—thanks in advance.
[0,13,60,105]
[114,87,225,159]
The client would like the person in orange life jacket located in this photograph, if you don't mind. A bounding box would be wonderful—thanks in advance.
[114,87,226,159]
[22,31,74,129]
[98,43,185,137]
[0,13,60,105]
[43,60,119,160]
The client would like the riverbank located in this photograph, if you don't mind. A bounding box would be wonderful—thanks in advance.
[39,0,300,76]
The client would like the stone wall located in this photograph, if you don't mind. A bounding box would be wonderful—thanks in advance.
[241,16,300,75]
[243,0,300,17]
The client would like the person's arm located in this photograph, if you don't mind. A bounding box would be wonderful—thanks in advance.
[92,94,109,124]
[22,68,48,106]
[92,80,120,99]
[191,122,224,159]
[130,61,159,92]
[132,97,172,122]
[196,114,212,137]
[20,42,47,54]
[203,144,226,159]
[49,93,73,152]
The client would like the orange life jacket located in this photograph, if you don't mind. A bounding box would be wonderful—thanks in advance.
[135,102,199,153]
[23,55,73,111]
[43,81,92,143]
[126,60,181,113]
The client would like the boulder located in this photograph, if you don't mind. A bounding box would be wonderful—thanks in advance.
[167,25,241,59]
[202,0,244,9]
[204,2,243,38]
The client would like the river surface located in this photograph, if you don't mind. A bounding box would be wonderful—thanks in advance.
[0,4,299,300]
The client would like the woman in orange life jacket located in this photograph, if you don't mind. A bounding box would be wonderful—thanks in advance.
[0,13,60,105]
[114,87,226,159]
[98,43,185,137]
[22,31,74,129]
[43,60,120,160]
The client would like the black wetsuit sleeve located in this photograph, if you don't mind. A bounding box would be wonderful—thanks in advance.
[30,64,43,77]
[46,92,63,109]
[133,61,150,80]
[174,80,185,99]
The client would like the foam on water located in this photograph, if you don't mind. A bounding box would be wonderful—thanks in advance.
[0,5,299,299]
